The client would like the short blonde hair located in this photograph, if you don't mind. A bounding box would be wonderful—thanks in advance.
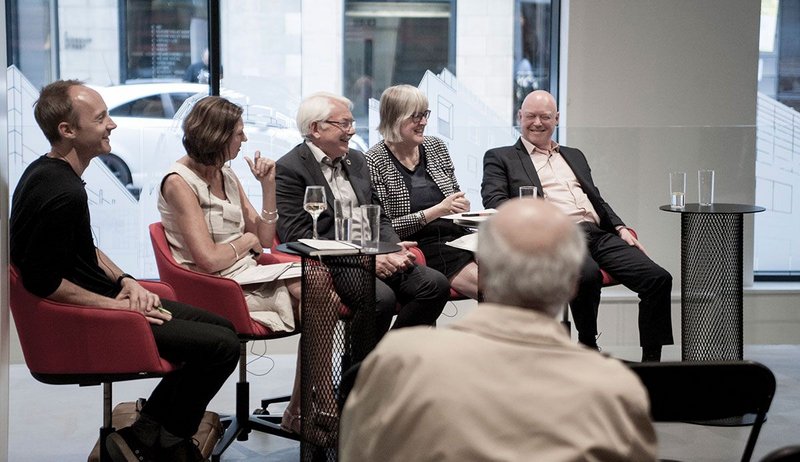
[377,84,428,143]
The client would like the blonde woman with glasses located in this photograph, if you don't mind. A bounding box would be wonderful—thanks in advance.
[366,84,479,300]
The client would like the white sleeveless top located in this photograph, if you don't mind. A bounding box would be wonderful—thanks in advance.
[157,163,295,332]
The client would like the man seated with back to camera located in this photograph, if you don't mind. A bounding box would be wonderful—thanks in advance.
[339,199,657,461]
[481,90,673,362]
[275,91,450,338]
[10,79,240,462]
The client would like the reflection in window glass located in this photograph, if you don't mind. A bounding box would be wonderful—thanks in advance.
[755,0,800,276]
[344,1,454,142]
[6,0,54,89]
[124,0,205,82]
[109,94,166,118]
[514,0,553,121]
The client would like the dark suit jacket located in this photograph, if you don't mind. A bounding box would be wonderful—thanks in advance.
[276,142,400,244]
[481,138,625,233]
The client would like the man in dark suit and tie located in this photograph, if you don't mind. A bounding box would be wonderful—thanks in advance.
[481,90,672,361]
[276,92,449,337]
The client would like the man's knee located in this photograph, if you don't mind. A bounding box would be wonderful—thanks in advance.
[414,265,450,301]
[375,279,397,314]
[647,265,673,293]
[579,257,603,289]
[212,326,241,368]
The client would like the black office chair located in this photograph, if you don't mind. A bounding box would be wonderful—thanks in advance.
[760,445,800,462]
[628,361,776,462]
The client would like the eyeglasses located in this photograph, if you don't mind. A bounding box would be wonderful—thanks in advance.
[324,119,356,131]
[521,112,555,122]
[410,110,431,123]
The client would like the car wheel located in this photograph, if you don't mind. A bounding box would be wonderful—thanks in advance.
[99,154,133,186]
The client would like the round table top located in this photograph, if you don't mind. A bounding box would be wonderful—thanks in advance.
[276,241,401,256]
[659,203,766,214]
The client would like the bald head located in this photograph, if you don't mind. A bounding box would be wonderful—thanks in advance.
[478,199,585,315]
[522,90,557,112]
[492,199,574,257]
[518,90,559,150]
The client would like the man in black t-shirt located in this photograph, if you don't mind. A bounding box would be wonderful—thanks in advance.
[10,80,239,462]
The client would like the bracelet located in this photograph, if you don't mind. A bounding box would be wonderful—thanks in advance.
[261,209,279,225]
[116,273,135,287]
[229,242,240,260]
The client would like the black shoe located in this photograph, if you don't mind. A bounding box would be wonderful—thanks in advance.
[105,427,157,462]
[160,438,206,462]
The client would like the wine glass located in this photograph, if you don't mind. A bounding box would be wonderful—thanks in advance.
[303,186,327,239]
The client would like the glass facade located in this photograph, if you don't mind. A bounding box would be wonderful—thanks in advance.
[513,0,555,121]
[6,0,559,278]
[755,0,800,276]
[344,1,455,141]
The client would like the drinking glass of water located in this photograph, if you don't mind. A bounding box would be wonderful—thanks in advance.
[519,185,538,199]
[303,186,327,239]
[334,198,352,241]
[669,172,686,209]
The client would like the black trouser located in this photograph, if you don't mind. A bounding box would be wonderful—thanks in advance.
[375,264,450,336]
[143,299,240,438]
[570,222,674,348]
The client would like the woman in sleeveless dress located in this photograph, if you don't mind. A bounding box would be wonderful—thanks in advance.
[158,96,336,443]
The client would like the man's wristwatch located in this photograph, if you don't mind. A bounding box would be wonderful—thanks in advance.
[116,273,136,287]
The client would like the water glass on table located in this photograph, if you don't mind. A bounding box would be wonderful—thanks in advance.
[519,185,538,198]
[698,169,715,206]
[669,172,686,209]
[334,198,352,242]
[360,204,381,251]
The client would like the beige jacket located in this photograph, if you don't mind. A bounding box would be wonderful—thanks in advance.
[339,303,657,462]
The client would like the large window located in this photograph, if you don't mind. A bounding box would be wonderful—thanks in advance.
[755,0,800,277]
[344,0,455,142]
[6,0,558,280]
[122,0,204,82]
[513,0,557,122]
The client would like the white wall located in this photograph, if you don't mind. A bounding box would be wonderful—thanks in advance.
[58,0,119,85]
[301,0,344,96]
[562,0,761,285]
[456,0,515,121]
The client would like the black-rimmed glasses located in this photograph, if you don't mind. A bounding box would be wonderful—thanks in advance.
[410,110,431,123]
[324,119,356,131]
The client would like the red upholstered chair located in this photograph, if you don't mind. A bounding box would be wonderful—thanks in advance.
[8,265,176,462]
[562,228,639,336]
[408,247,469,301]
[149,222,299,460]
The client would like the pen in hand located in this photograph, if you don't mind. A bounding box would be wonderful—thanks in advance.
[156,305,172,316]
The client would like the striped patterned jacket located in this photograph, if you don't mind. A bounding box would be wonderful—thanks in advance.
[366,136,461,238]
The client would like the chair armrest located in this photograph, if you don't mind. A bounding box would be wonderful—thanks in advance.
[409,246,426,266]
[12,299,167,376]
[140,280,176,300]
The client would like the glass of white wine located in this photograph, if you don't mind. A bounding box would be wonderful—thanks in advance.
[303,186,327,239]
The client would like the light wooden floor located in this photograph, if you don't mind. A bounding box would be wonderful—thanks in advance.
[8,345,800,461]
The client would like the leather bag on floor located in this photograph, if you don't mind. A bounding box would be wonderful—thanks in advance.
[88,398,223,462]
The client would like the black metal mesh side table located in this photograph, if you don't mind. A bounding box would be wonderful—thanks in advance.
[278,243,398,461]
[660,204,764,361]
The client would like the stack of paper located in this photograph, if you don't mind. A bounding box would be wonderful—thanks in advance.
[231,262,302,285]
[442,209,497,228]
[445,233,479,253]
[289,239,363,256]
